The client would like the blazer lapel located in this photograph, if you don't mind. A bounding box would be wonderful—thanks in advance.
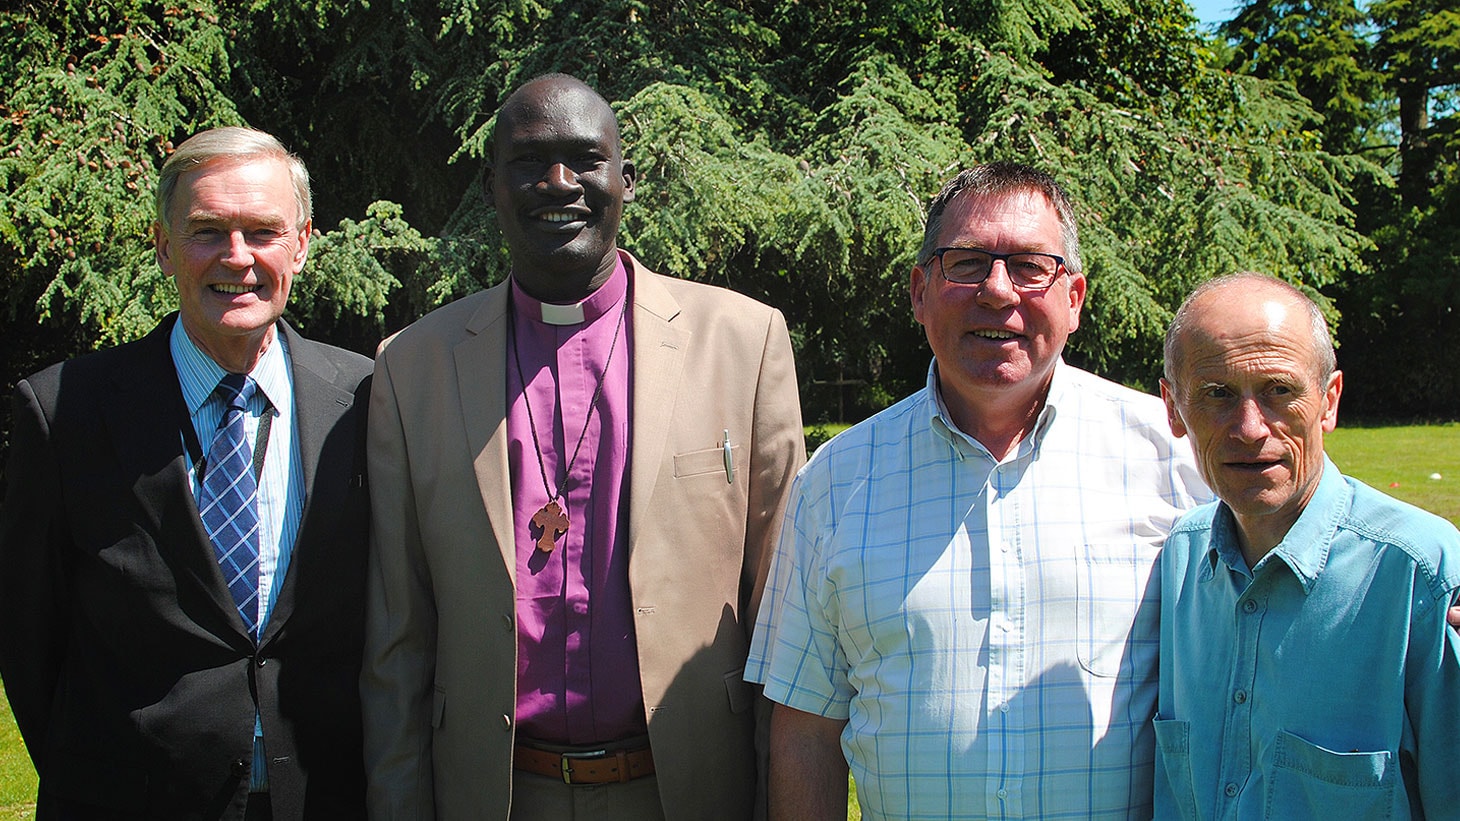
[627,263,689,556]
[456,283,518,584]
[109,316,248,639]
[264,322,361,637]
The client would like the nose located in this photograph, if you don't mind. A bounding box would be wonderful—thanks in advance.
[1232,397,1270,442]
[538,162,580,191]
[974,259,1018,308]
[220,230,254,268]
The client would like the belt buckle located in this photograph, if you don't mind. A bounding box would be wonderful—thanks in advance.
[559,749,608,784]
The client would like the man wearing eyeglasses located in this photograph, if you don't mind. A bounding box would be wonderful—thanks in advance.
[747,162,1212,819]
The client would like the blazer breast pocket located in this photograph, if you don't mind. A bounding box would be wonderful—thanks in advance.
[673,444,741,482]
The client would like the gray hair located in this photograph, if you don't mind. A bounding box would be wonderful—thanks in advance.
[155,126,311,231]
[1164,272,1335,388]
[919,162,1082,276]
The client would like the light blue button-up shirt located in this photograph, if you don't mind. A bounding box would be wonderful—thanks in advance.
[1156,455,1460,819]
[171,319,305,793]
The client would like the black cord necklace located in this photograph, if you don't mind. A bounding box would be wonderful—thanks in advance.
[508,285,629,553]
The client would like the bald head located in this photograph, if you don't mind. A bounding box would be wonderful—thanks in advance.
[1164,273,1335,393]
[485,73,636,302]
[1160,271,1343,556]
[491,74,622,162]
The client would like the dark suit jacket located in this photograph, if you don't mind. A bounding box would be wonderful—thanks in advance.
[0,314,372,819]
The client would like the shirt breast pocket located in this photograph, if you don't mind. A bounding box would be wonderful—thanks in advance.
[1265,729,1394,818]
[1074,541,1161,678]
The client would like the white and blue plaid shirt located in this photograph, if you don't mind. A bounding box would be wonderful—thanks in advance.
[747,359,1210,820]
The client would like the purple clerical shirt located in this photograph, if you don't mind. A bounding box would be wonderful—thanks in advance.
[507,253,645,744]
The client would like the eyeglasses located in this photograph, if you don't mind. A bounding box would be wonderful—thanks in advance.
[929,247,1067,290]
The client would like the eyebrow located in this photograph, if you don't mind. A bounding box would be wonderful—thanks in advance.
[182,211,291,230]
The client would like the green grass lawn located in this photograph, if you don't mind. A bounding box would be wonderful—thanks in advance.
[0,424,1451,818]
[1327,423,1460,525]
[0,698,33,820]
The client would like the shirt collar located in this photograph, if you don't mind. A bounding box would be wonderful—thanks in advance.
[171,318,292,416]
[927,358,1063,462]
[510,252,629,327]
[1203,454,1346,593]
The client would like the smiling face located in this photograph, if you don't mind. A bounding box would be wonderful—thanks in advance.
[486,76,636,303]
[155,156,309,372]
[1161,282,1342,556]
[910,188,1086,434]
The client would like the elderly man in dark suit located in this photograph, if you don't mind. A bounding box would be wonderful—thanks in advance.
[0,126,371,819]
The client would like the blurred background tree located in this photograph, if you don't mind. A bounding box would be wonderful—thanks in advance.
[2,0,1454,456]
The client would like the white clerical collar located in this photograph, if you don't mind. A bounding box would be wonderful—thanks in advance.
[538,301,585,326]
[510,253,630,327]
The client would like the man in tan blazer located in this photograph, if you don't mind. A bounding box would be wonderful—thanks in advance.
[361,74,805,819]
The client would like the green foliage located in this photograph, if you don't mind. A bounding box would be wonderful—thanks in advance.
[1217,0,1460,416]
[293,201,434,350]
[0,2,238,347]
[1222,0,1381,153]
[1,0,1451,429]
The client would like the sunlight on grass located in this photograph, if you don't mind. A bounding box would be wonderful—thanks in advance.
[0,425,1448,820]
[0,695,35,820]
[1327,423,1460,525]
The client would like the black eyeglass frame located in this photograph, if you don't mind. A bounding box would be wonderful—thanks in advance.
[928,247,1068,290]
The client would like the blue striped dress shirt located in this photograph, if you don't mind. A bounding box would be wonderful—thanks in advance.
[171,320,304,792]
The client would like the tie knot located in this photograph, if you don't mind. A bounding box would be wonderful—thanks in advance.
[216,373,257,412]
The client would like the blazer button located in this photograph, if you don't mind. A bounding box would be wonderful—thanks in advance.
[256,656,268,667]
[501,714,512,731]
[231,758,249,777]
[502,613,513,632]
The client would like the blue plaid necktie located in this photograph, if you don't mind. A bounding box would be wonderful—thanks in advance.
[200,373,261,640]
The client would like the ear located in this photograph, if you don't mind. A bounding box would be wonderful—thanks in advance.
[153,221,174,278]
[910,262,931,326]
[620,159,637,204]
[1065,270,1087,332]
[1160,379,1188,438]
[1321,369,1342,433]
[293,219,312,273]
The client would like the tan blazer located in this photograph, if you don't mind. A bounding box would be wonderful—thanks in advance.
[361,255,805,820]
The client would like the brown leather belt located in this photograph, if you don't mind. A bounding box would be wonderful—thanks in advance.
[513,743,656,785]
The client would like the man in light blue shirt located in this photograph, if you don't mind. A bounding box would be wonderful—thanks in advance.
[1156,272,1460,818]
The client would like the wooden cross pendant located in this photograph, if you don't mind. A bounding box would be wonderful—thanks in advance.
[531,500,569,553]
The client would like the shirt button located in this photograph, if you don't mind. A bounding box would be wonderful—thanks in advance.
[1234,690,1248,704]
[1225,783,1239,797]
[1242,599,1258,614]
[999,702,1010,713]
[996,788,1008,799]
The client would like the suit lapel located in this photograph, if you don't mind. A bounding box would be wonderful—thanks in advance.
[627,263,688,557]
[456,283,518,584]
[264,322,360,637]
[109,316,248,638]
